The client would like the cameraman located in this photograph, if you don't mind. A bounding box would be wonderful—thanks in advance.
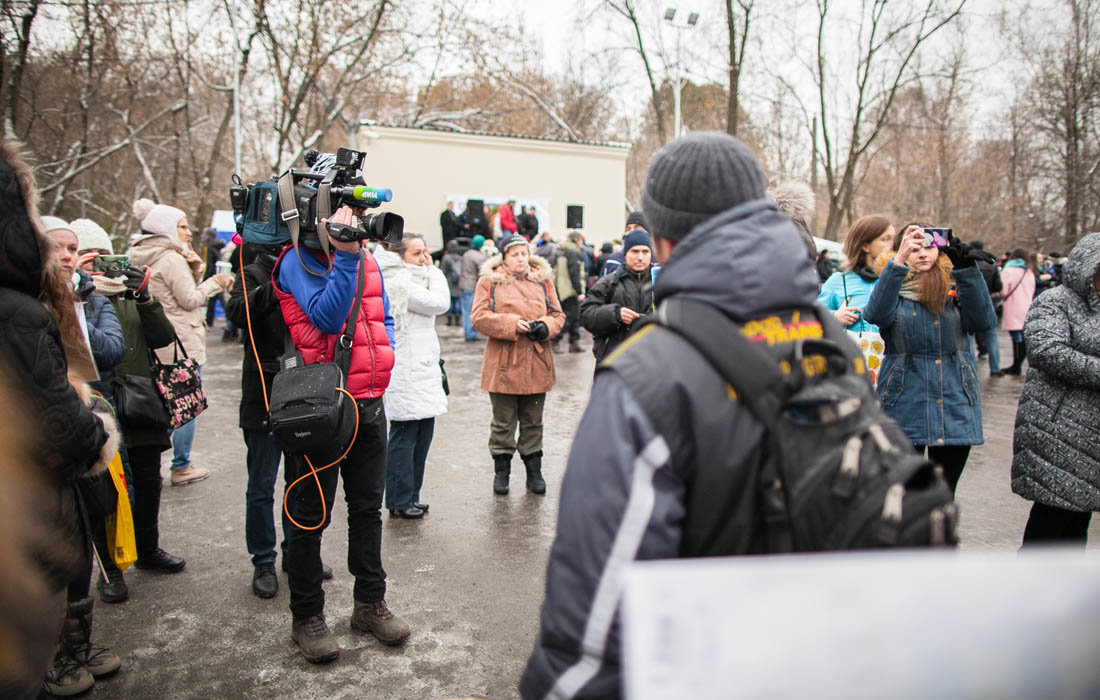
[272,205,409,663]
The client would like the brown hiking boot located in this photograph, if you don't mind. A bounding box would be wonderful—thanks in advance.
[351,600,410,646]
[291,614,340,663]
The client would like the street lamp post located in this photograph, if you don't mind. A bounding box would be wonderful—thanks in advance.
[663,7,700,140]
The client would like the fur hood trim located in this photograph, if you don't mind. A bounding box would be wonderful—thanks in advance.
[478,254,554,285]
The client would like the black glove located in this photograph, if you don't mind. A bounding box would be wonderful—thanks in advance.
[945,237,996,269]
[123,266,151,302]
[526,320,549,342]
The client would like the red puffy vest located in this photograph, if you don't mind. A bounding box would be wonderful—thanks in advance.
[273,248,394,399]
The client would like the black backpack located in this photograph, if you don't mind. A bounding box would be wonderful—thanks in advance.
[627,298,958,551]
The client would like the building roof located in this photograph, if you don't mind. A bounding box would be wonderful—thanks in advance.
[372,122,632,150]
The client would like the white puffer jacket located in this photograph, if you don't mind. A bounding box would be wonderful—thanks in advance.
[376,249,451,421]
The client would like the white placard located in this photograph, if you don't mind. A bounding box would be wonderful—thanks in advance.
[622,550,1100,700]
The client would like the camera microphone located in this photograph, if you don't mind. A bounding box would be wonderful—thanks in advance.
[333,185,392,206]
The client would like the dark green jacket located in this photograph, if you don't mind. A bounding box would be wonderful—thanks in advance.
[105,292,177,450]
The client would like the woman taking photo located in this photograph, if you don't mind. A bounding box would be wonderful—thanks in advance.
[863,225,997,495]
[129,198,233,486]
[376,235,451,519]
[996,248,1037,376]
[817,215,895,332]
[1010,233,1100,545]
[471,235,564,496]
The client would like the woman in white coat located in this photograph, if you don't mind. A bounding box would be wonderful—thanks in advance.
[376,234,451,519]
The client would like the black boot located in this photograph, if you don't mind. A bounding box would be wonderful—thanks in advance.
[91,519,128,603]
[493,454,511,495]
[132,471,185,572]
[521,452,546,495]
[1005,341,1024,375]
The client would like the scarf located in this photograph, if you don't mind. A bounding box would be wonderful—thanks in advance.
[92,275,127,297]
[1004,258,1027,269]
[874,250,955,313]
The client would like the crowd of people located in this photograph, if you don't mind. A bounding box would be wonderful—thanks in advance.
[2,128,1098,699]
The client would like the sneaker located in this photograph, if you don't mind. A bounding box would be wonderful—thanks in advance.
[252,563,278,599]
[170,465,209,486]
[350,600,410,646]
[291,614,339,663]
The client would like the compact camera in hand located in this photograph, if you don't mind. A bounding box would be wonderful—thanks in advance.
[92,254,129,275]
[526,320,549,342]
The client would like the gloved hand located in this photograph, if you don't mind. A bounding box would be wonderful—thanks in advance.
[944,237,996,269]
[526,320,549,342]
[123,266,151,302]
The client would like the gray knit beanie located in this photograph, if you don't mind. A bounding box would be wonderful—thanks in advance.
[642,132,767,242]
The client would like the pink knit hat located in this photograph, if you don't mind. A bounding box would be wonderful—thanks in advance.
[133,198,186,238]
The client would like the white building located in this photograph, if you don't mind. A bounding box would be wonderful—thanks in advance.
[355,125,630,250]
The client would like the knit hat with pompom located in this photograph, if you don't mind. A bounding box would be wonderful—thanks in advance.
[133,198,186,238]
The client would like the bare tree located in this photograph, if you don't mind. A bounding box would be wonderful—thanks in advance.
[786,0,966,239]
[725,0,753,137]
[603,0,669,144]
[0,0,41,137]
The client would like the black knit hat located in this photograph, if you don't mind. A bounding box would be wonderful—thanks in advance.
[642,132,766,242]
[625,210,648,231]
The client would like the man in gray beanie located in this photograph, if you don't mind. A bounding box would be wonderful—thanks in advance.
[522,132,821,698]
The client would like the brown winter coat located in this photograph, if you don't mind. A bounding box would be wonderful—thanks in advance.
[471,255,565,395]
[129,233,223,365]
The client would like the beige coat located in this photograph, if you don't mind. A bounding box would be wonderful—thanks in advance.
[129,233,222,365]
[471,256,565,395]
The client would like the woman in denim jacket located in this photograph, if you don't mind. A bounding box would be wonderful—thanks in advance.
[863,225,997,495]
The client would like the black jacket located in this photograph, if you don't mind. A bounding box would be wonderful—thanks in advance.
[580,266,653,364]
[440,209,462,246]
[225,243,286,432]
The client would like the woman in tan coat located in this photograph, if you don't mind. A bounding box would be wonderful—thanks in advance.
[129,198,232,486]
[472,235,565,496]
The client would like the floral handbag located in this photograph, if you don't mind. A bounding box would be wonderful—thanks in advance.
[150,338,207,429]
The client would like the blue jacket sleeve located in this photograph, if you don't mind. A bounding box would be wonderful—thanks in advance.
[521,372,684,699]
[278,250,359,335]
[953,265,997,334]
[863,261,907,330]
[817,272,843,311]
[85,293,127,372]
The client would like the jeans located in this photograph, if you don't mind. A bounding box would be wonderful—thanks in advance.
[449,296,461,317]
[170,364,202,471]
[1008,329,1024,343]
[385,418,435,510]
[983,327,1001,372]
[460,289,478,340]
[243,429,288,567]
[285,397,388,617]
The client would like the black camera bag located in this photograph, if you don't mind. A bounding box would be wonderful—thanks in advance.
[267,251,364,457]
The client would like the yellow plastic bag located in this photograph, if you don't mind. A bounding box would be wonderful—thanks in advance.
[104,453,137,571]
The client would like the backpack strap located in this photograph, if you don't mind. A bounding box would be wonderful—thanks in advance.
[278,170,332,277]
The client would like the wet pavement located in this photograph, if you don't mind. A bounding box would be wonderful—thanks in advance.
[94,323,1099,699]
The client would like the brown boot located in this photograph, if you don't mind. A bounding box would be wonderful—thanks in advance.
[569,341,584,353]
[291,614,340,663]
[65,597,121,679]
[350,600,411,646]
[43,649,94,697]
[551,339,563,354]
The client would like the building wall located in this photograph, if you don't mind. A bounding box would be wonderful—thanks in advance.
[356,126,629,250]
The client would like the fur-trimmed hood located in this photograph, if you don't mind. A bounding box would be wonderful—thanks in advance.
[478,253,554,285]
[0,138,46,298]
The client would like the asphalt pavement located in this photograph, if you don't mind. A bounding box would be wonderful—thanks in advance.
[93,321,1099,699]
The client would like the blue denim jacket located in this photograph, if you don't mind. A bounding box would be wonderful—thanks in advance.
[863,261,997,447]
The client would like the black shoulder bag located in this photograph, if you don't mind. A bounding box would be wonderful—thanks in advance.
[267,251,364,457]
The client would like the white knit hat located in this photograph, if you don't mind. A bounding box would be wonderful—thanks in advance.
[70,218,114,254]
[40,216,73,234]
[133,197,186,238]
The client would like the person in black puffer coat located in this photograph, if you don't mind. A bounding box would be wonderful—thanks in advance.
[0,138,115,697]
[580,229,656,367]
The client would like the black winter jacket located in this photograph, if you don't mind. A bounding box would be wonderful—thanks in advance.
[579,266,653,364]
[225,243,286,432]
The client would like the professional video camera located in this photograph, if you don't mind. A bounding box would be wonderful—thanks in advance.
[229,147,404,249]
